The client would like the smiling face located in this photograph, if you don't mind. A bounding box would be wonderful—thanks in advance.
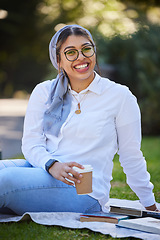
[59,35,96,91]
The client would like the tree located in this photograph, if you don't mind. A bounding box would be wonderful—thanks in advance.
[0,0,160,98]
[0,0,49,96]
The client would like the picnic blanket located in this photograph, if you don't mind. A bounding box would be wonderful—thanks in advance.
[0,198,160,240]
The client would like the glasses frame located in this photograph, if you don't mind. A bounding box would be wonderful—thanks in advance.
[64,44,95,62]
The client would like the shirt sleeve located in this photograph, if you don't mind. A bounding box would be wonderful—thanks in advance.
[116,89,155,207]
[22,81,54,170]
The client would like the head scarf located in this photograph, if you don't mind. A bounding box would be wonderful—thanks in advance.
[44,24,95,136]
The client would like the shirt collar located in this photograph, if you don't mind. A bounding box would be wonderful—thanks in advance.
[68,72,104,95]
[86,72,102,95]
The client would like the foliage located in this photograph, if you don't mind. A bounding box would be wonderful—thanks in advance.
[95,25,160,135]
[0,0,160,134]
[0,0,160,96]
[0,0,50,97]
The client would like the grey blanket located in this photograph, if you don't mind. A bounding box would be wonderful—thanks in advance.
[0,198,160,240]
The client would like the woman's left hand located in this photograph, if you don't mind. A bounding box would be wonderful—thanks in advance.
[145,204,160,212]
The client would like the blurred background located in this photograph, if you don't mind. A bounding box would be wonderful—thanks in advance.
[0,0,160,145]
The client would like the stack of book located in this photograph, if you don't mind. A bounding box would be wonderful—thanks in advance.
[110,205,160,235]
[80,212,129,224]
[110,205,160,219]
[80,205,160,235]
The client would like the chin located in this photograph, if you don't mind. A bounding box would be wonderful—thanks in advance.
[74,70,94,81]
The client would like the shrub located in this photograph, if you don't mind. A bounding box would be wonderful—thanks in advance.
[95,25,160,135]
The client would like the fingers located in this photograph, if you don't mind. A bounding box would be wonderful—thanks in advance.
[49,161,84,186]
[59,169,79,186]
[145,204,159,211]
[64,163,83,182]
[61,168,80,184]
[68,162,84,169]
[64,172,81,184]
[59,176,74,186]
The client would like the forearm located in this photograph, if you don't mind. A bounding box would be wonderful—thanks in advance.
[22,140,54,170]
[122,157,155,207]
[117,121,156,207]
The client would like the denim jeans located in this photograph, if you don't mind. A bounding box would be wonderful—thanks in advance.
[0,159,101,215]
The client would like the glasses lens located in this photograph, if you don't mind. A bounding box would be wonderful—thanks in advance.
[65,49,78,61]
[82,45,95,58]
[64,45,95,61]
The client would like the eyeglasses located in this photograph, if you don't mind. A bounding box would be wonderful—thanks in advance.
[64,44,95,62]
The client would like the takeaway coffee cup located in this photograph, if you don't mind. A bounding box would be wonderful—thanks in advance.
[73,165,93,195]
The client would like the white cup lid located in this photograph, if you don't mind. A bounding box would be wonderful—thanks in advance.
[73,165,93,173]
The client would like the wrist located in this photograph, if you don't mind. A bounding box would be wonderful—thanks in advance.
[45,159,58,173]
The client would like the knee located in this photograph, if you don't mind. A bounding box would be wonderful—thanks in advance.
[0,159,31,169]
[0,161,8,170]
[0,168,21,211]
[0,168,18,194]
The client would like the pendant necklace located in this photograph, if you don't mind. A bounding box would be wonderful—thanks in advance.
[71,91,89,114]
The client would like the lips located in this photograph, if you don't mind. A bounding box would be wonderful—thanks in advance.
[73,63,89,72]
[74,63,88,69]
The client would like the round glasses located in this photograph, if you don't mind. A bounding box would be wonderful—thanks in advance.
[64,44,95,62]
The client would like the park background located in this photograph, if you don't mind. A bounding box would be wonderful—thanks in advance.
[0,0,160,136]
[0,1,160,239]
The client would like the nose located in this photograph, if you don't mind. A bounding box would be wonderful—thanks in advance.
[77,50,85,60]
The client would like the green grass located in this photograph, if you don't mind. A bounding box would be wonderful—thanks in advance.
[0,136,160,240]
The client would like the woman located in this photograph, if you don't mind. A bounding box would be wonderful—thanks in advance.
[0,25,158,215]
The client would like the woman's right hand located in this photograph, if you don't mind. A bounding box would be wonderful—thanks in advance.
[48,161,84,186]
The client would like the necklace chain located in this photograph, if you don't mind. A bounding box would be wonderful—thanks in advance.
[71,91,89,114]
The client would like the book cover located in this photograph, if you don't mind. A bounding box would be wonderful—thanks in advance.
[117,217,160,235]
[80,211,129,224]
[110,205,160,219]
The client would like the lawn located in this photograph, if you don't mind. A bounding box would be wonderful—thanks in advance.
[0,136,160,240]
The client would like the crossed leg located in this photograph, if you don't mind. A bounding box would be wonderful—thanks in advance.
[0,159,101,215]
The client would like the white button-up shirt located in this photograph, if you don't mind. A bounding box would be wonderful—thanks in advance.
[22,73,155,209]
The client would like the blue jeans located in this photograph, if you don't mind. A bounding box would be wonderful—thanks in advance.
[0,159,101,215]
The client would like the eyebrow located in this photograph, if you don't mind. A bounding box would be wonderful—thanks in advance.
[64,43,91,52]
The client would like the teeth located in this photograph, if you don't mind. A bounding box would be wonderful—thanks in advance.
[75,64,88,69]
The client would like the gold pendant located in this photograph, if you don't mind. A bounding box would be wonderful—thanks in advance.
[75,103,81,114]
[75,109,81,114]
